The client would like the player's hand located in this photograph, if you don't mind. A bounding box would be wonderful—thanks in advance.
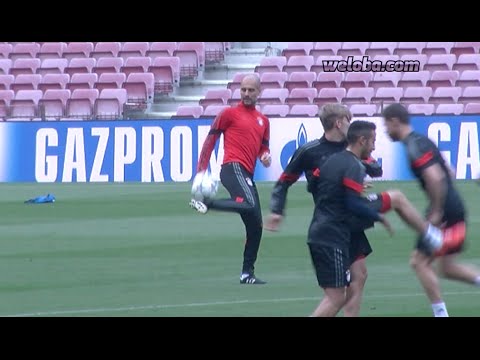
[260,152,272,168]
[379,214,394,236]
[264,213,283,231]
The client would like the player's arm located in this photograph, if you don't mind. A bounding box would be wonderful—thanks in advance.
[265,146,307,231]
[259,117,271,167]
[410,144,446,226]
[362,156,383,178]
[196,111,229,173]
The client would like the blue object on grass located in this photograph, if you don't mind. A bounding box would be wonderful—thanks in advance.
[24,193,56,204]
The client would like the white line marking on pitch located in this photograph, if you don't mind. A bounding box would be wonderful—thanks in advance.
[3,290,479,317]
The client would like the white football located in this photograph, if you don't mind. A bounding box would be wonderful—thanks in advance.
[191,171,218,201]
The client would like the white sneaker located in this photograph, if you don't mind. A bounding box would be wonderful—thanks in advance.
[189,199,208,214]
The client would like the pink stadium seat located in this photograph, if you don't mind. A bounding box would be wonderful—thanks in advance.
[64,58,96,76]
[422,42,454,56]
[0,74,14,90]
[0,59,12,75]
[311,55,343,73]
[174,42,205,78]
[429,87,462,104]
[62,42,94,61]
[261,104,290,117]
[37,58,69,75]
[400,54,428,70]
[312,72,344,91]
[289,104,318,117]
[148,56,180,94]
[458,86,480,103]
[313,88,346,106]
[39,89,71,120]
[372,55,401,64]
[146,42,177,59]
[369,71,402,90]
[94,72,126,92]
[11,74,42,93]
[285,88,317,105]
[227,88,242,106]
[393,42,426,56]
[455,70,480,88]
[90,42,122,60]
[435,103,464,115]
[282,55,314,75]
[0,43,12,59]
[38,73,70,92]
[340,72,373,90]
[254,56,287,76]
[94,88,127,119]
[199,89,232,108]
[260,72,288,89]
[337,42,370,57]
[9,43,40,61]
[424,54,456,71]
[282,42,315,60]
[203,105,230,117]
[464,103,480,114]
[67,73,98,91]
[365,42,397,57]
[118,42,149,60]
[372,87,403,103]
[284,71,316,91]
[408,104,435,115]
[451,42,480,57]
[122,72,155,105]
[453,54,480,71]
[258,88,289,105]
[0,89,14,119]
[398,71,430,88]
[8,89,43,119]
[400,86,433,104]
[343,87,375,104]
[37,42,67,60]
[205,42,226,64]
[9,58,41,76]
[175,105,203,118]
[93,57,124,76]
[66,89,99,120]
[120,56,152,77]
[349,104,378,116]
[309,42,342,59]
[426,70,460,90]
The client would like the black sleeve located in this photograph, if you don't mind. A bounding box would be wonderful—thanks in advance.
[345,194,381,222]
[362,156,383,178]
[408,137,437,172]
[270,145,309,215]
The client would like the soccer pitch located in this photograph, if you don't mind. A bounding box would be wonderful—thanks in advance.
[0,181,479,317]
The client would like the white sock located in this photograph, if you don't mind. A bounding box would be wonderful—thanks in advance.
[240,273,250,280]
[425,224,443,250]
[432,302,449,317]
[474,276,480,286]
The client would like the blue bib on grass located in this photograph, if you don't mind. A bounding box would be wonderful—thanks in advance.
[24,194,56,204]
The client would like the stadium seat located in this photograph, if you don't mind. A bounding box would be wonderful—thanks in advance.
[450,42,480,57]
[90,42,122,60]
[400,54,428,70]
[9,43,40,61]
[94,88,127,120]
[174,42,205,78]
[455,70,480,88]
[372,87,404,103]
[118,42,150,60]
[408,103,435,115]
[421,42,454,56]
[146,42,177,59]
[203,105,230,117]
[62,42,94,61]
[309,42,342,59]
[282,42,315,60]
[8,89,43,119]
[452,54,480,71]
[464,103,480,114]
[258,88,289,105]
[340,72,373,90]
[458,86,480,103]
[92,57,124,76]
[365,42,397,57]
[282,55,314,75]
[67,73,98,91]
[0,59,12,75]
[312,72,344,91]
[400,86,433,104]
[260,72,288,89]
[0,74,14,90]
[261,104,289,117]
[435,103,464,115]
[349,104,378,116]
[285,88,317,105]
[398,71,430,88]
[205,42,226,64]
[311,55,342,73]
[122,72,155,105]
[313,88,346,106]
[426,70,459,90]
[120,56,152,77]
[0,89,14,119]
[175,105,203,118]
[369,71,402,90]
[284,71,316,91]
[148,56,180,94]
[337,42,370,57]
[64,58,96,76]
[0,43,12,59]
[39,89,71,120]
[66,88,99,120]
[37,42,67,60]
[38,73,70,92]
[94,72,126,92]
[424,54,456,71]
[343,87,375,104]
[227,88,242,106]
[393,42,426,56]
[37,58,69,75]
[199,89,232,108]
[9,58,41,76]
[429,86,462,104]
[10,74,42,93]
[289,104,318,117]
[254,56,287,76]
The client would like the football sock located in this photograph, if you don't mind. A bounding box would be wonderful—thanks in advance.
[431,302,449,317]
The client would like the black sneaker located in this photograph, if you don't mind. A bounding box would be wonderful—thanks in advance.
[239,274,267,285]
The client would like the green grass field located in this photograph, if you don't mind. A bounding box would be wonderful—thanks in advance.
[0,180,479,317]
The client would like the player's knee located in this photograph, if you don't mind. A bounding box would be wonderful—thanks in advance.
[409,250,428,271]
[388,189,406,209]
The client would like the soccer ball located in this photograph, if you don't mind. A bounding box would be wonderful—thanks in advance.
[191,171,218,201]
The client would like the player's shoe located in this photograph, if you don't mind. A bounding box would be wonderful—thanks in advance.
[189,199,208,214]
[240,273,267,285]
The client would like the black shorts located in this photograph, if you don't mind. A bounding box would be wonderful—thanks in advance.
[349,231,372,265]
[308,242,351,288]
[346,192,392,232]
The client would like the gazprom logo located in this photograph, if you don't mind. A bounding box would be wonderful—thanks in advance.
[280,123,308,170]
